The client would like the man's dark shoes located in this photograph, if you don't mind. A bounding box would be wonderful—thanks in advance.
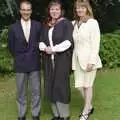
[18,116,26,120]
[60,117,70,120]
[51,116,60,120]
[33,116,39,120]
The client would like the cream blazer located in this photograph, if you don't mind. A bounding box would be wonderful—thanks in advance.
[72,18,102,71]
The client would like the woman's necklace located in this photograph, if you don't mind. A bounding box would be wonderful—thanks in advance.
[77,20,82,28]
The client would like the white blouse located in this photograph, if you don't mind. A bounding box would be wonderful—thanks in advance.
[48,27,54,60]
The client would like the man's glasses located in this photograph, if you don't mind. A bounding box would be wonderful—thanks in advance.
[20,9,32,12]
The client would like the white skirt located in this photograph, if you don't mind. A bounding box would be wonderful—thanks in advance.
[74,58,97,88]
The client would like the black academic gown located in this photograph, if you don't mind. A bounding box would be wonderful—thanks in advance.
[42,18,73,104]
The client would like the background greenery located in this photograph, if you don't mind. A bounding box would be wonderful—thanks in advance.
[1,27,120,72]
[0,0,120,32]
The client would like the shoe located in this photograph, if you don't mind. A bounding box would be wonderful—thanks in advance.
[60,117,70,120]
[79,107,94,120]
[51,116,60,120]
[79,113,88,120]
[88,107,94,114]
[33,116,39,120]
[18,116,26,120]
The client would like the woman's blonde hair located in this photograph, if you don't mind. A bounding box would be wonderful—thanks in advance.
[73,0,94,20]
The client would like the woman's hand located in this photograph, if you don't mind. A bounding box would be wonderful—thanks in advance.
[86,64,94,72]
[45,46,55,55]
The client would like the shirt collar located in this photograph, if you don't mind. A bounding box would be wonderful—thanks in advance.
[21,19,31,25]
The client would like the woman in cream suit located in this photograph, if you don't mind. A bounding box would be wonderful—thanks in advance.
[72,0,102,120]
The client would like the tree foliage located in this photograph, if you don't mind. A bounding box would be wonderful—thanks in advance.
[0,0,17,31]
[91,0,120,32]
[0,0,120,32]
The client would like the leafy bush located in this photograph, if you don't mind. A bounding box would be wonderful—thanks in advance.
[0,27,120,73]
[0,27,8,46]
[100,29,120,68]
[0,28,13,73]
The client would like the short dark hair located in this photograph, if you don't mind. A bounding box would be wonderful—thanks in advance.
[20,0,32,9]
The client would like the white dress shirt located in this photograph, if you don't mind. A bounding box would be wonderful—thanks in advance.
[21,19,31,42]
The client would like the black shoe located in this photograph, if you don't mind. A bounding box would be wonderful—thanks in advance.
[18,116,26,120]
[33,116,39,120]
[79,113,88,120]
[60,117,70,120]
[51,116,60,120]
[79,107,94,120]
[88,107,94,114]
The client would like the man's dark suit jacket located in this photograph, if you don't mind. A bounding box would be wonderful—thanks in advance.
[8,20,41,73]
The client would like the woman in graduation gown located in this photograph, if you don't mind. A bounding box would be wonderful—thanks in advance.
[39,1,73,120]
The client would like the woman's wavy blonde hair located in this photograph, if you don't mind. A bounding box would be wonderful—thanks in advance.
[73,0,94,21]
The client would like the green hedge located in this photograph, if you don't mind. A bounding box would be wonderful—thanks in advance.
[0,28,120,73]
[0,28,13,73]
[100,29,120,68]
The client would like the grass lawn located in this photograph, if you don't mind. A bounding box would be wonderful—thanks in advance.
[0,70,120,120]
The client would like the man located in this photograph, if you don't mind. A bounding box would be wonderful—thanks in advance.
[8,1,41,120]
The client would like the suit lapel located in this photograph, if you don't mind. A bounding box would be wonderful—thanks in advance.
[17,21,28,46]
[17,20,36,46]
[18,21,26,40]
[28,20,34,44]
[17,20,34,46]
